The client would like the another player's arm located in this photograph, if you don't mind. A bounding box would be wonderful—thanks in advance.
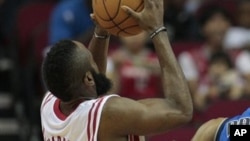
[88,17,110,74]
[99,0,193,138]
[192,118,226,141]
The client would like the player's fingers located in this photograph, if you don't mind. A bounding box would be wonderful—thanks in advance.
[90,13,96,23]
[121,6,139,19]
[90,13,100,26]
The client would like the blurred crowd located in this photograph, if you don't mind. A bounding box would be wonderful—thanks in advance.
[0,0,250,140]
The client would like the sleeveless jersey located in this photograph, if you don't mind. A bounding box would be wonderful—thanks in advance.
[40,92,145,141]
[215,108,250,141]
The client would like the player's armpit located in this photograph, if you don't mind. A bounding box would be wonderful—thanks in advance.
[192,118,226,141]
[99,96,192,137]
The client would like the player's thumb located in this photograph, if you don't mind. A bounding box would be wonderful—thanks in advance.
[121,6,138,19]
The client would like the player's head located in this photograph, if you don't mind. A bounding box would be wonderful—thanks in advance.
[199,6,232,50]
[42,40,112,102]
[209,51,233,76]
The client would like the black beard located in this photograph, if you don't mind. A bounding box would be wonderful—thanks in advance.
[91,70,112,96]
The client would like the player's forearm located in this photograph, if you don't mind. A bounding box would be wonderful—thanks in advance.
[88,27,110,74]
[152,31,193,116]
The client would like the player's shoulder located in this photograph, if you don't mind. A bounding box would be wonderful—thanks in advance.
[41,92,55,105]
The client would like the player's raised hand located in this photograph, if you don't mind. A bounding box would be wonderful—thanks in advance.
[122,0,164,33]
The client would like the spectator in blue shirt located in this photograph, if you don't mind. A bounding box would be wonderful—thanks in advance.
[49,0,94,44]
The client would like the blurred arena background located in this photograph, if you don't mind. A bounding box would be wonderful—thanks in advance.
[0,0,250,140]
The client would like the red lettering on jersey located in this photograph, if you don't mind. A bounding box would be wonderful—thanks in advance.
[45,136,69,141]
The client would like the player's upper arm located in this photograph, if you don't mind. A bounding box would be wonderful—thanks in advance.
[192,118,226,141]
[100,96,192,136]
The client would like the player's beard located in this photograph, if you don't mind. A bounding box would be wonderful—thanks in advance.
[91,69,112,96]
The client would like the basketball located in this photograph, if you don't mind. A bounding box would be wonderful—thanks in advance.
[92,0,144,37]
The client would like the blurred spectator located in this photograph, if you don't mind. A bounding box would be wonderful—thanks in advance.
[185,0,205,14]
[222,0,250,96]
[49,0,93,45]
[199,52,243,109]
[110,32,162,100]
[164,0,200,41]
[235,46,250,96]
[237,0,250,29]
[223,27,250,50]
[178,6,232,110]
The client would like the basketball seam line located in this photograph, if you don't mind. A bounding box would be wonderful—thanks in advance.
[98,0,144,30]
[117,24,141,36]
[102,0,143,36]
[103,0,128,35]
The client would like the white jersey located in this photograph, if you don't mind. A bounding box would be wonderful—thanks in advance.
[41,92,145,141]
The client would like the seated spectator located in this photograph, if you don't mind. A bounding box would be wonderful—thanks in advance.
[194,52,244,110]
[178,6,232,110]
[235,46,250,96]
[207,52,243,101]
[110,32,162,100]
[222,0,250,97]
[49,0,93,45]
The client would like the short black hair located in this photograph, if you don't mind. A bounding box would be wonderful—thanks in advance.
[199,6,232,27]
[209,51,234,69]
[42,40,90,102]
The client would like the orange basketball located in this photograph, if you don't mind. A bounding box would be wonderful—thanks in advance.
[92,0,144,37]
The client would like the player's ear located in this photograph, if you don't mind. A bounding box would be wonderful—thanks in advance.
[83,71,95,87]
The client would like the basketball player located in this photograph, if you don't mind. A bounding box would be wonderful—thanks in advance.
[192,108,250,141]
[41,0,193,141]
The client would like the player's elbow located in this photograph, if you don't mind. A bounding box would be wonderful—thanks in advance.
[180,99,193,122]
[175,105,193,124]
[182,112,193,123]
[183,107,193,123]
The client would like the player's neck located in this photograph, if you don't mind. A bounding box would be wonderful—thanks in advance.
[59,97,94,116]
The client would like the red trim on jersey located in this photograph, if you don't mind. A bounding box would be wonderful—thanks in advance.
[134,135,140,141]
[87,97,106,141]
[53,98,85,121]
[53,99,67,120]
[87,102,95,141]
[129,135,134,141]
[92,97,105,141]
[129,135,140,141]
